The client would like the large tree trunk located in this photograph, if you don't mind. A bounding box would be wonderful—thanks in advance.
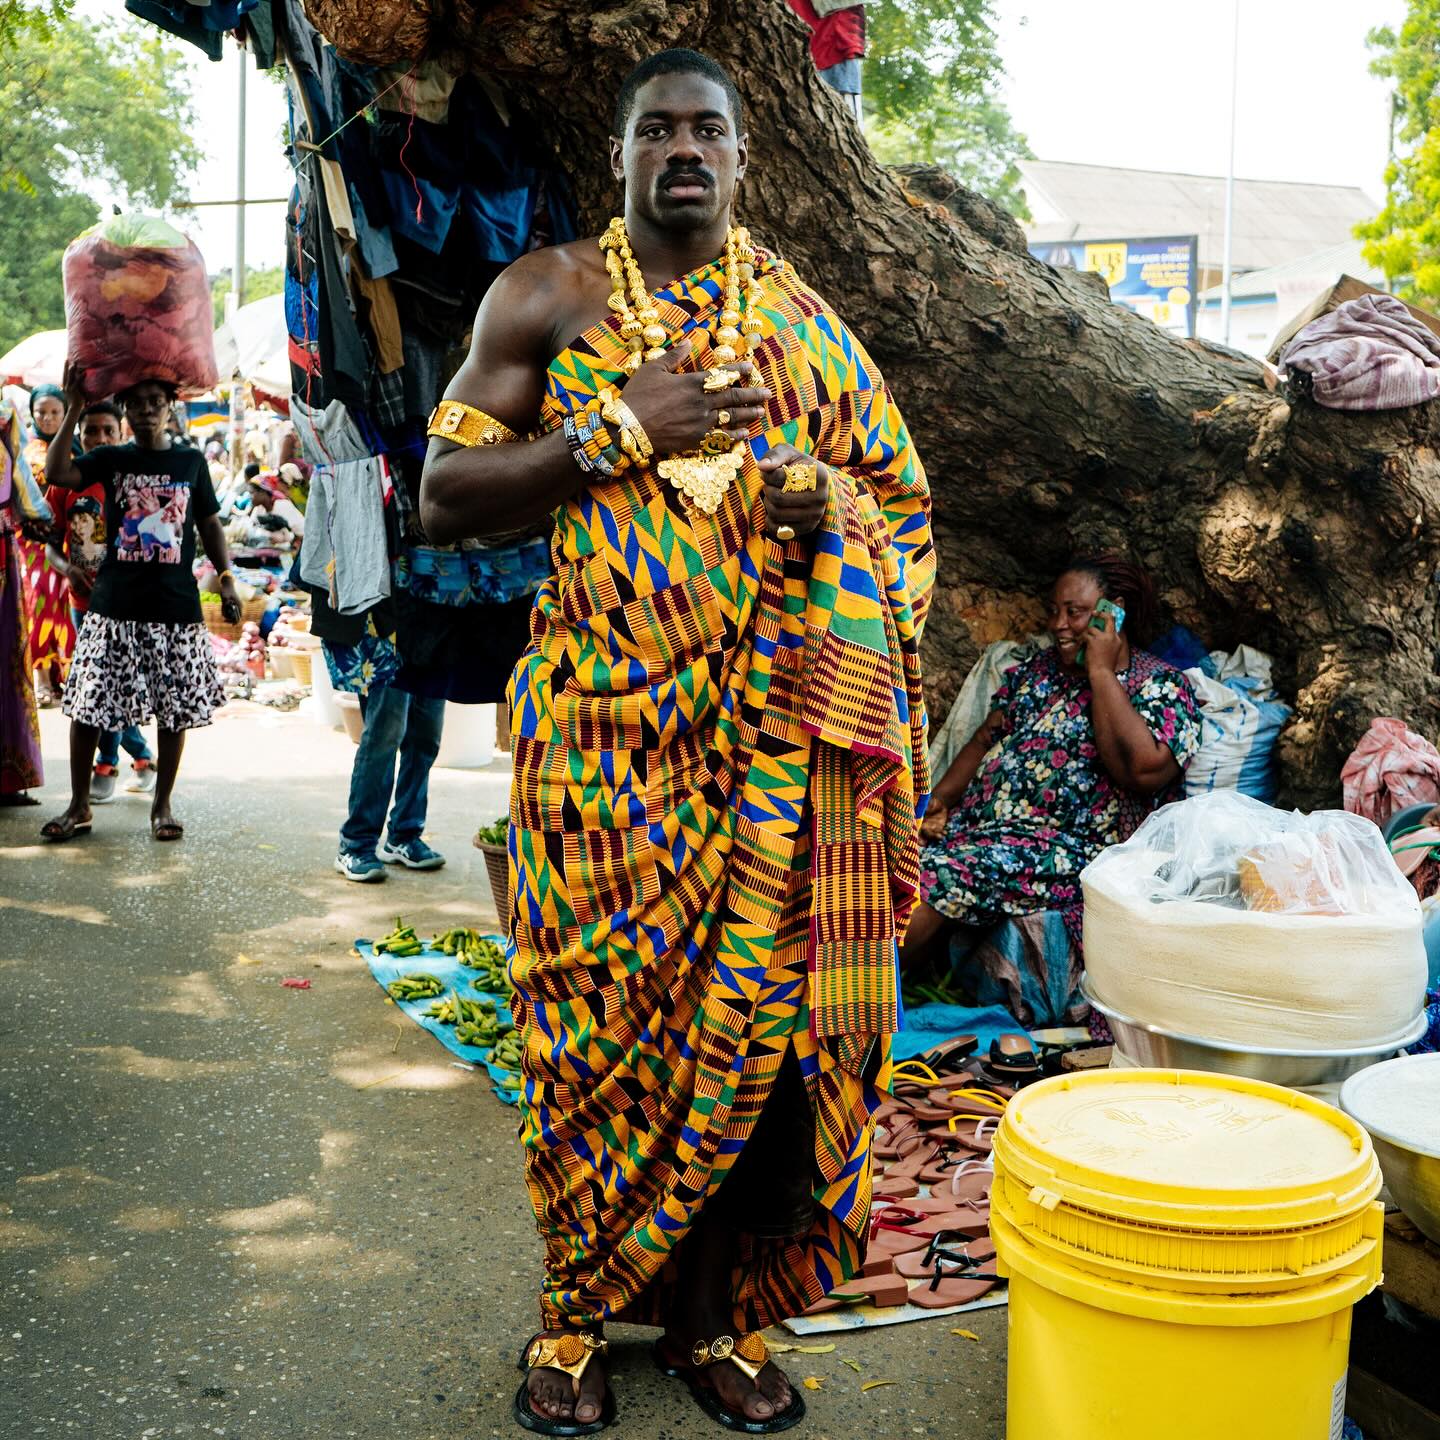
[313,0,1440,807]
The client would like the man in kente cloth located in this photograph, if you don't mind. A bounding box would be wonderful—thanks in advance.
[421,49,933,1437]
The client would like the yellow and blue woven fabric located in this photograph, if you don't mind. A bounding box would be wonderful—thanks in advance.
[506,246,934,1329]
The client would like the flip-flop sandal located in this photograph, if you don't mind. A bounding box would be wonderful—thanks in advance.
[945,1115,1000,1154]
[653,1334,805,1433]
[151,817,185,842]
[803,1272,910,1314]
[40,814,92,843]
[873,1174,920,1201]
[928,1086,1008,1116]
[913,1035,979,1075]
[917,1147,993,1187]
[985,1035,1042,1084]
[907,1267,1001,1309]
[950,1161,994,1203]
[514,1332,616,1436]
[894,1237,997,1280]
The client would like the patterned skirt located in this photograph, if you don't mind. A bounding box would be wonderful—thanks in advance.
[16,534,74,674]
[0,528,43,794]
[63,617,224,733]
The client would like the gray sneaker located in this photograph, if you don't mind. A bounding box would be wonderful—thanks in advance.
[89,768,118,804]
[127,761,157,794]
[335,851,387,883]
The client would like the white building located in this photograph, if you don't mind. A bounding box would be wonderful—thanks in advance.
[1020,160,1379,350]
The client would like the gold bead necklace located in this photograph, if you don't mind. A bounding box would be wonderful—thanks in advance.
[600,217,764,375]
[597,217,765,515]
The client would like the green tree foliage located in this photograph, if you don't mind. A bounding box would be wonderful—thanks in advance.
[863,0,1031,218]
[211,266,287,327]
[1358,5,1440,305]
[0,12,199,354]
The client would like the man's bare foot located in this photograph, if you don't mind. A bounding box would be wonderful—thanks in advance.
[521,1330,609,1429]
[658,1332,796,1425]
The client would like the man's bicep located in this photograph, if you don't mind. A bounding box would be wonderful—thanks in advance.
[442,267,550,435]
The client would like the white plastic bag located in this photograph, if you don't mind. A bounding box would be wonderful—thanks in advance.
[1082,791,1426,1048]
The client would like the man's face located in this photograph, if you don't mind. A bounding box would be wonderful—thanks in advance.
[122,383,172,443]
[612,72,747,234]
[80,414,121,452]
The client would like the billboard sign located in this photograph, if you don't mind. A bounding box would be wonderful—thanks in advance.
[1029,235,1199,338]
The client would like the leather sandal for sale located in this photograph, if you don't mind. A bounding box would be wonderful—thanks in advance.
[514,1331,615,1436]
[655,1332,805,1434]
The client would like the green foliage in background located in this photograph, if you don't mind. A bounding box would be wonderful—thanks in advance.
[1358,4,1440,306]
[212,266,286,327]
[0,10,199,355]
[863,0,1031,218]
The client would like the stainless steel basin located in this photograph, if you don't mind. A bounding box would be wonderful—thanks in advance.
[1083,978,1427,1089]
[1341,1053,1440,1245]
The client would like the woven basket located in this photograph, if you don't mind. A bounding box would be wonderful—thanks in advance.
[289,649,314,686]
[475,839,512,922]
[203,594,269,644]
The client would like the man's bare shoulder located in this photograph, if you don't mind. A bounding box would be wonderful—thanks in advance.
[492,239,605,301]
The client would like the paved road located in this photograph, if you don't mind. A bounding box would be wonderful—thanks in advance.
[2,702,1006,1439]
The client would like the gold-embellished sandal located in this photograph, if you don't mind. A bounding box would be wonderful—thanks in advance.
[513,1331,615,1436]
[654,1332,806,1434]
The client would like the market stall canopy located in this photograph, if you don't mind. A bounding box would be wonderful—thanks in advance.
[0,329,67,388]
[213,293,291,396]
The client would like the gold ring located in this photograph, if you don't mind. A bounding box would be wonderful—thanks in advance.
[717,409,731,426]
[781,462,817,493]
[775,523,796,542]
[703,367,741,393]
[701,429,736,456]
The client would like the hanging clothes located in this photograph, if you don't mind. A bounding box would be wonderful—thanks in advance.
[294,397,391,616]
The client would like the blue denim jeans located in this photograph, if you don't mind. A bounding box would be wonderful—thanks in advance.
[73,607,153,768]
[338,685,446,857]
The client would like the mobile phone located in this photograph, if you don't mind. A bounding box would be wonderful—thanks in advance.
[1076,597,1124,666]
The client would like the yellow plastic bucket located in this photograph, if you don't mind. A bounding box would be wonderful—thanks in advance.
[992,1068,1384,1440]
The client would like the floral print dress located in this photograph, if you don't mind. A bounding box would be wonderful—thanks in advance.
[919,647,1201,947]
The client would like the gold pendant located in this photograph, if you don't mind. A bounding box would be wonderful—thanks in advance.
[657,447,744,515]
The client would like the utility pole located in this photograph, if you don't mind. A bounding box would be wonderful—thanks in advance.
[1220,0,1240,346]
[235,50,247,311]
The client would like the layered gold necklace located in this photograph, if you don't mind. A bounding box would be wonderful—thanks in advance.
[599,216,765,514]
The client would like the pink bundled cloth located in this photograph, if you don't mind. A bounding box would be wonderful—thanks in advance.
[1280,294,1440,411]
[63,215,218,400]
[1342,716,1440,825]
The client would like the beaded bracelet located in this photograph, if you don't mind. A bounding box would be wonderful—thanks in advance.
[564,405,628,479]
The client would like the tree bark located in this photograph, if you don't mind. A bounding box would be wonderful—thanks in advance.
[311,0,1440,806]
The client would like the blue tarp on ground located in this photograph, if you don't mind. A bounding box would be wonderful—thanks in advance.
[891,1003,1025,1063]
[358,937,520,1104]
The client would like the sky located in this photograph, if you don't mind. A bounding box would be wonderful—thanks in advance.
[991,0,1405,199]
[152,0,1408,277]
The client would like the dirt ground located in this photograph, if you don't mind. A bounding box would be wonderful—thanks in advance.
[1,700,1008,1439]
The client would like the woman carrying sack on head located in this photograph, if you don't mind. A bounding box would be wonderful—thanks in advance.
[38,365,240,844]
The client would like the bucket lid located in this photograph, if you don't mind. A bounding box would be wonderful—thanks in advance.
[995,1068,1380,1231]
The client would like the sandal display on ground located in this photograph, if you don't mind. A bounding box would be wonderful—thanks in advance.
[514,1332,615,1437]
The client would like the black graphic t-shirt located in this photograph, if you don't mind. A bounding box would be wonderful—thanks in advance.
[73,443,219,624]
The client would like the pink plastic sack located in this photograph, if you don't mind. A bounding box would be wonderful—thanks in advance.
[1342,716,1440,825]
[63,215,219,400]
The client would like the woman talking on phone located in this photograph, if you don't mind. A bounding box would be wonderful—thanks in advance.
[902,555,1201,966]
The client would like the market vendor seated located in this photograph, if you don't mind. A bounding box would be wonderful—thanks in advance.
[902,555,1202,975]
[243,465,305,542]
